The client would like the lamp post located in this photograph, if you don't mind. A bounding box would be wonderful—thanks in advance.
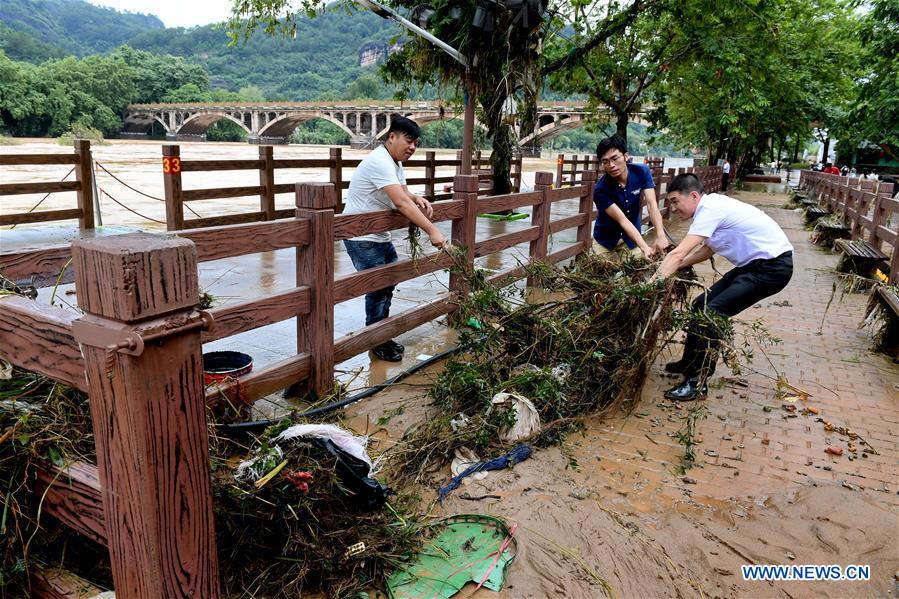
[354,0,476,175]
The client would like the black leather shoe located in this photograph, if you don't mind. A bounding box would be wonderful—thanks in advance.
[384,339,405,354]
[371,343,403,362]
[664,378,708,401]
[664,360,687,374]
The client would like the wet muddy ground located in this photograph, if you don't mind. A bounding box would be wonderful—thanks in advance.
[4,143,895,597]
[341,188,897,599]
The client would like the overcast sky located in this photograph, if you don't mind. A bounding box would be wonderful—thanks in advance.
[87,0,232,28]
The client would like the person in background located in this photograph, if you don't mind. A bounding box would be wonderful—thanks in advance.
[591,134,669,258]
[342,115,446,362]
[823,163,841,175]
[652,174,794,401]
[849,167,857,177]
[721,159,731,191]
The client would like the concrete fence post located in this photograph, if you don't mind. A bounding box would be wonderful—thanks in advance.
[162,145,184,230]
[449,174,479,303]
[74,140,95,231]
[527,171,555,287]
[578,169,598,256]
[71,232,220,598]
[295,182,336,398]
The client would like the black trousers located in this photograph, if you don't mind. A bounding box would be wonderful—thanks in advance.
[679,251,793,380]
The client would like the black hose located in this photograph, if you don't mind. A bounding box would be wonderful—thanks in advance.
[217,344,462,434]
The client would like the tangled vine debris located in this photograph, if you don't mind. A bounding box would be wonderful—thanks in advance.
[382,251,702,485]
[1,250,759,596]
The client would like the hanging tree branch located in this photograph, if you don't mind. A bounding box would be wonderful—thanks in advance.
[543,0,659,75]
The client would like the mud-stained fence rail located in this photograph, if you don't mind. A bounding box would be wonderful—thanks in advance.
[0,169,593,597]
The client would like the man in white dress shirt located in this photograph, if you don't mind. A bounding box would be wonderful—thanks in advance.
[654,173,794,400]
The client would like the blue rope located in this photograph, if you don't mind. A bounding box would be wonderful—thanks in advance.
[437,444,533,502]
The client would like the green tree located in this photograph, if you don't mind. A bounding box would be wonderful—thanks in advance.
[35,55,137,135]
[111,46,209,104]
[0,52,48,134]
[836,0,898,162]
[238,85,267,102]
[546,2,683,144]
[649,0,859,177]
[161,83,209,103]
[345,73,389,100]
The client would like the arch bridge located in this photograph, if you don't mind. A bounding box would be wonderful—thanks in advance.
[122,101,649,154]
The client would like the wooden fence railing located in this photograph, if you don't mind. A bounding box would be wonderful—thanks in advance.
[0,140,96,229]
[162,145,522,230]
[0,170,594,597]
[799,170,898,281]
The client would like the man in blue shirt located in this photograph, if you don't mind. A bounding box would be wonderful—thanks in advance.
[592,135,669,258]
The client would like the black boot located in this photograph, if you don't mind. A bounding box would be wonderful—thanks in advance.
[664,378,708,401]
[371,342,403,362]
[384,339,405,354]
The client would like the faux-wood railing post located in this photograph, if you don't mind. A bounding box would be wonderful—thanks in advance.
[329,147,344,213]
[512,154,522,193]
[162,145,184,230]
[424,151,436,199]
[71,233,219,598]
[555,154,564,187]
[527,171,555,287]
[578,170,597,256]
[869,192,888,251]
[259,146,275,220]
[74,139,96,231]
[296,183,335,398]
[450,174,479,302]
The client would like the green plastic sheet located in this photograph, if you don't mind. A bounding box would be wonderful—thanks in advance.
[387,514,516,599]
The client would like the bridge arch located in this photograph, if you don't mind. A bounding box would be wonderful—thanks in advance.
[122,113,171,135]
[519,114,585,147]
[176,112,252,137]
[375,114,486,141]
[259,113,354,141]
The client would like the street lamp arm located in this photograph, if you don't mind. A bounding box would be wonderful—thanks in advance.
[354,0,469,68]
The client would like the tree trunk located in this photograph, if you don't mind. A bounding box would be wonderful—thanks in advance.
[490,121,515,195]
[792,137,800,163]
[821,136,831,164]
[616,110,628,145]
[518,75,539,155]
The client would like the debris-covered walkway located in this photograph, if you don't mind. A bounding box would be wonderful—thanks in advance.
[351,187,898,598]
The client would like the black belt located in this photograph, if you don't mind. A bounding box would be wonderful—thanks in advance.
[743,251,792,269]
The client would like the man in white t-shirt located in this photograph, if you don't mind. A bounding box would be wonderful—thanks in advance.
[653,173,793,401]
[721,159,731,191]
[343,115,446,362]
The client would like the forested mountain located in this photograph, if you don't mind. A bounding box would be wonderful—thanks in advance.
[0,0,163,57]
[0,0,402,101]
[126,11,401,101]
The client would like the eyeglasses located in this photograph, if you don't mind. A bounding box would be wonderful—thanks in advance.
[600,154,625,167]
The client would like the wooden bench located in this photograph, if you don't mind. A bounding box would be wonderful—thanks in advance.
[872,286,899,358]
[800,195,818,207]
[834,238,889,276]
[876,285,899,315]
[803,205,829,225]
[811,218,851,248]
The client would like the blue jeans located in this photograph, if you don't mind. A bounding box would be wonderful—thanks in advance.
[343,240,398,326]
